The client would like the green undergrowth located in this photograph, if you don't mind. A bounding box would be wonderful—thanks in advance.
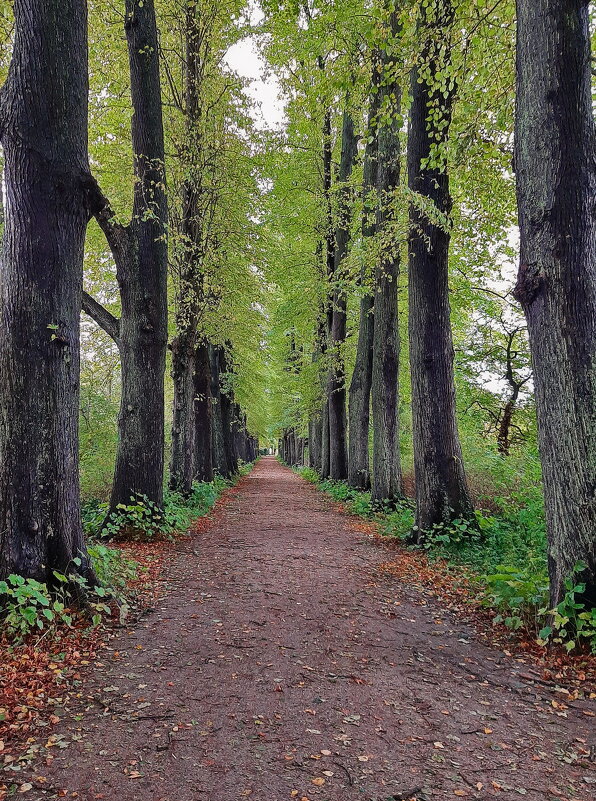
[1,462,255,641]
[297,465,596,654]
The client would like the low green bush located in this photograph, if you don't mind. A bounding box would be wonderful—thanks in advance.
[296,466,596,654]
[81,473,233,541]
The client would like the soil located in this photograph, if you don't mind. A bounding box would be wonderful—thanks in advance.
[22,458,596,801]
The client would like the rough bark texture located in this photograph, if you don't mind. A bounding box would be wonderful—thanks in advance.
[328,111,358,480]
[308,416,321,471]
[169,1,207,494]
[210,345,229,478]
[84,0,168,515]
[407,0,474,536]
[347,69,380,491]
[112,0,168,510]
[371,37,403,505]
[219,349,238,478]
[0,0,94,582]
[320,398,330,478]
[514,0,596,605]
[169,334,196,494]
[318,110,335,480]
[194,341,214,483]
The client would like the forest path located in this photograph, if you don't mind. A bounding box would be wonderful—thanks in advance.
[31,457,594,801]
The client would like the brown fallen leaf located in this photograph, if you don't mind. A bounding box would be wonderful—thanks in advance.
[311,777,325,786]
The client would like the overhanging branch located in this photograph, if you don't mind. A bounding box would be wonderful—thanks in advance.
[82,291,121,346]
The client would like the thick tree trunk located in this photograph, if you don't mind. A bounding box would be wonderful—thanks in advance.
[210,345,229,478]
[348,66,380,491]
[407,0,474,536]
[194,341,214,483]
[84,0,168,516]
[309,416,321,471]
[515,0,596,606]
[219,350,238,477]
[169,333,196,494]
[371,34,403,506]
[111,0,168,511]
[0,0,94,582]
[328,110,358,480]
[320,404,330,478]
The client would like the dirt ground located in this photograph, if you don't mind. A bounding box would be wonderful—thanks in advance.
[22,457,596,801]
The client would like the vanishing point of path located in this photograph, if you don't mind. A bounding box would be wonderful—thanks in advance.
[31,458,595,800]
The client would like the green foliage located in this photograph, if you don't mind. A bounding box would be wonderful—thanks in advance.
[483,566,549,632]
[0,557,118,639]
[539,565,596,654]
[88,475,232,541]
[0,575,74,637]
[88,543,138,590]
[299,465,596,653]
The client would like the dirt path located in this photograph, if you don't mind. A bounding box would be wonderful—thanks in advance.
[27,458,595,800]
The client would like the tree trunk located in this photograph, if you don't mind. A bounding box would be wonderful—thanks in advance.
[169,333,196,494]
[219,350,238,477]
[320,403,330,478]
[371,32,403,506]
[514,0,596,606]
[84,0,168,516]
[328,110,358,480]
[497,399,516,457]
[210,345,229,478]
[0,0,94,582]
[348,63,380,491]
[169,1,209,493]
[309,416,322,471]
[194,341,214,482]
[407,0,474,537]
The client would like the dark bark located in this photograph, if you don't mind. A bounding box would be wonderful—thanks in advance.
[371,30,403,506]
[219,349,238,477]
[320,402,330,478]
[514,0,596,605]
[328,110,358,480]
[496,328,530,456]
[169,333,196,494]
[309,416,321,471]
[210,344,229,478]
[169,1,210,493]
[407,0,474,537]
[84,0,168,516]
[348,64,380,491]
[0,0,94,582]
[316,110,335,480]
[194,341,214,482]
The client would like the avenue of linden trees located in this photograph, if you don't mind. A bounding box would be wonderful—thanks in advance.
[0,2,594,800]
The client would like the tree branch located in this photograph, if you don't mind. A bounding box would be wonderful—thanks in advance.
[86,176,131,277]
[81,291,121,346]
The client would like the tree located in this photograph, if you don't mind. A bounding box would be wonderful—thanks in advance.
[407,0,475,537]
[514,0,596,605]
[168,0,209,494]
[0,0,95,582]
[84,0,168,517]
[371,10,403,505]
[327,109,358,480]
[347,57,380,491]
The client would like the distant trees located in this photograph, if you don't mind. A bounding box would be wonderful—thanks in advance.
[514,0,596,605]
[0,0,95,582]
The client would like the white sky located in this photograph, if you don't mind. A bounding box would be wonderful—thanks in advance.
[224,21,286,131]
